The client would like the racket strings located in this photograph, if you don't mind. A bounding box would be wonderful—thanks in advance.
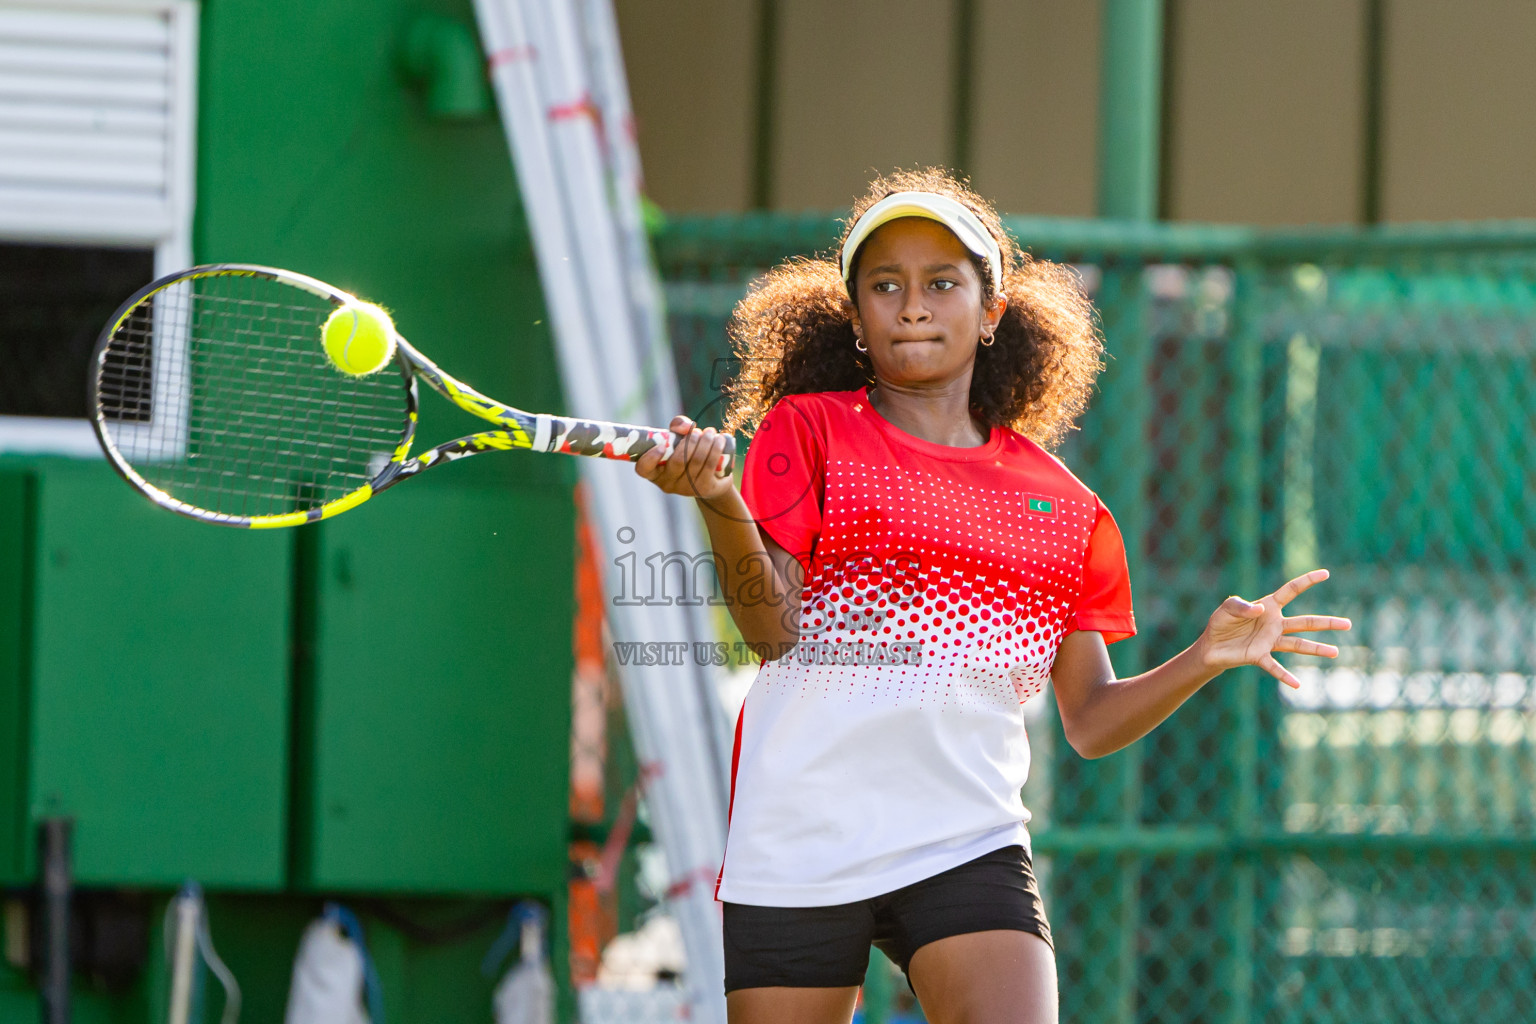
[96,273,409,519]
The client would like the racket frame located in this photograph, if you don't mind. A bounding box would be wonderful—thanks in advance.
[90,263,711,530]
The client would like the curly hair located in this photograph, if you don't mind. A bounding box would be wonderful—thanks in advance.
[721,168,1103,450]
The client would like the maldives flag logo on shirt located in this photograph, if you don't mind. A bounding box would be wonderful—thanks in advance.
[1024,495,1056,516]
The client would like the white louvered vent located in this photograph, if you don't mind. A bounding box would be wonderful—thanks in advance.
[0,1,195,455]
[0,0,196,259]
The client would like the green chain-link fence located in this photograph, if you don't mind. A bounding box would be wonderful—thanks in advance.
[654,215,1536,1023]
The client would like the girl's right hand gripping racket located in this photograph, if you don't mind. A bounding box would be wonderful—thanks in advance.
[89,264,732,528]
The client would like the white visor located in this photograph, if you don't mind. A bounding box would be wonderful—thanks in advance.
[840,191,1004,297]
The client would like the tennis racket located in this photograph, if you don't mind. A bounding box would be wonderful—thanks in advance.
[89,263,731,529]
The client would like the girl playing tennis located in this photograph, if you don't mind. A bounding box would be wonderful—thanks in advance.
[636,168,1349,1024]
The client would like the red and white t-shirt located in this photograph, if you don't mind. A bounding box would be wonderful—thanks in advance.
[715,388,1134,907]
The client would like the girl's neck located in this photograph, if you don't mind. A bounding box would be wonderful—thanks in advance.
[867,381,989,448]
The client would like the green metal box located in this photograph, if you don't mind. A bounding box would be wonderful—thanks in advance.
[14,462,291,887]
[292,482,573,894]
[0,472,34,882]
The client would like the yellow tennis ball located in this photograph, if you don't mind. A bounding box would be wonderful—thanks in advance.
[321,301,397,376]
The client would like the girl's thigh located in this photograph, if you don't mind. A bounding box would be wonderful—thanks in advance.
[726,985,860,1024]
[907,929,1057,1024]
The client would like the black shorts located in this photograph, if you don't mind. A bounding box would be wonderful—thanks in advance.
[722,843,1052,994]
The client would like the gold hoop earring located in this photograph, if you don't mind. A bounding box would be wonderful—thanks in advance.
[980,333,995,347]
[855,337,868,353]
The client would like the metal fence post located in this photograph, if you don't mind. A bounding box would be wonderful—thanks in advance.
[1090,261,1152,1024]
[1097,0,1165,221]
[37,817,72,1024]
[1226,257,1265,1024]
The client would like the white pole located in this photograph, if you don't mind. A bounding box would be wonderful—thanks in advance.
[525,0,731,817]
[473,4,729,1021]
[520,0,733,852]
[166,894,200,1024]
[520,0,644,417]
[516,0,732,1005]
[576,0,734,795]
[578,0,681,424]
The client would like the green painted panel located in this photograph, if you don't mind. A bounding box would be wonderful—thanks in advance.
[297,485,573,893]
[0,473,32,883]
[27,463,290,887]
[0,989,146,1024]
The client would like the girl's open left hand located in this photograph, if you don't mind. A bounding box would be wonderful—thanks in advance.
[1198,569,1352,688]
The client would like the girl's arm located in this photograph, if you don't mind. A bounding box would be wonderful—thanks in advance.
[1051,569,1351,759]
[635,416,803,658]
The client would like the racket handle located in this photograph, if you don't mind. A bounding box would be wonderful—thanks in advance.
[535,415,733,476]
[662,430,736,479]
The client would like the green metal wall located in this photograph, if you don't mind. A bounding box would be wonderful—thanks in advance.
[294,487,572,894]
[29,467,292,888]
[0,0,578,1018]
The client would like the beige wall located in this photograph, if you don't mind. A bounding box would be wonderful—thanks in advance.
[770,0,958,210]
[615,0,757,211]
[971,0,1101,217]
[1164,0,1365,225]
[1380,0,1536,221]
[619,0,1536,223]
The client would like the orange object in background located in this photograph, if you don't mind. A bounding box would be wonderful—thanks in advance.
[571,485,609,825]
[570,486,620,986]
[568,839,619,987]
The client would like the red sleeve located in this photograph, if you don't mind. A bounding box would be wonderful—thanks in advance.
[1071,496,1136,644]
[740,397,825,568]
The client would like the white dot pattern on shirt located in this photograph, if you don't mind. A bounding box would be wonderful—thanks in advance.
[763,439,1098,712]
